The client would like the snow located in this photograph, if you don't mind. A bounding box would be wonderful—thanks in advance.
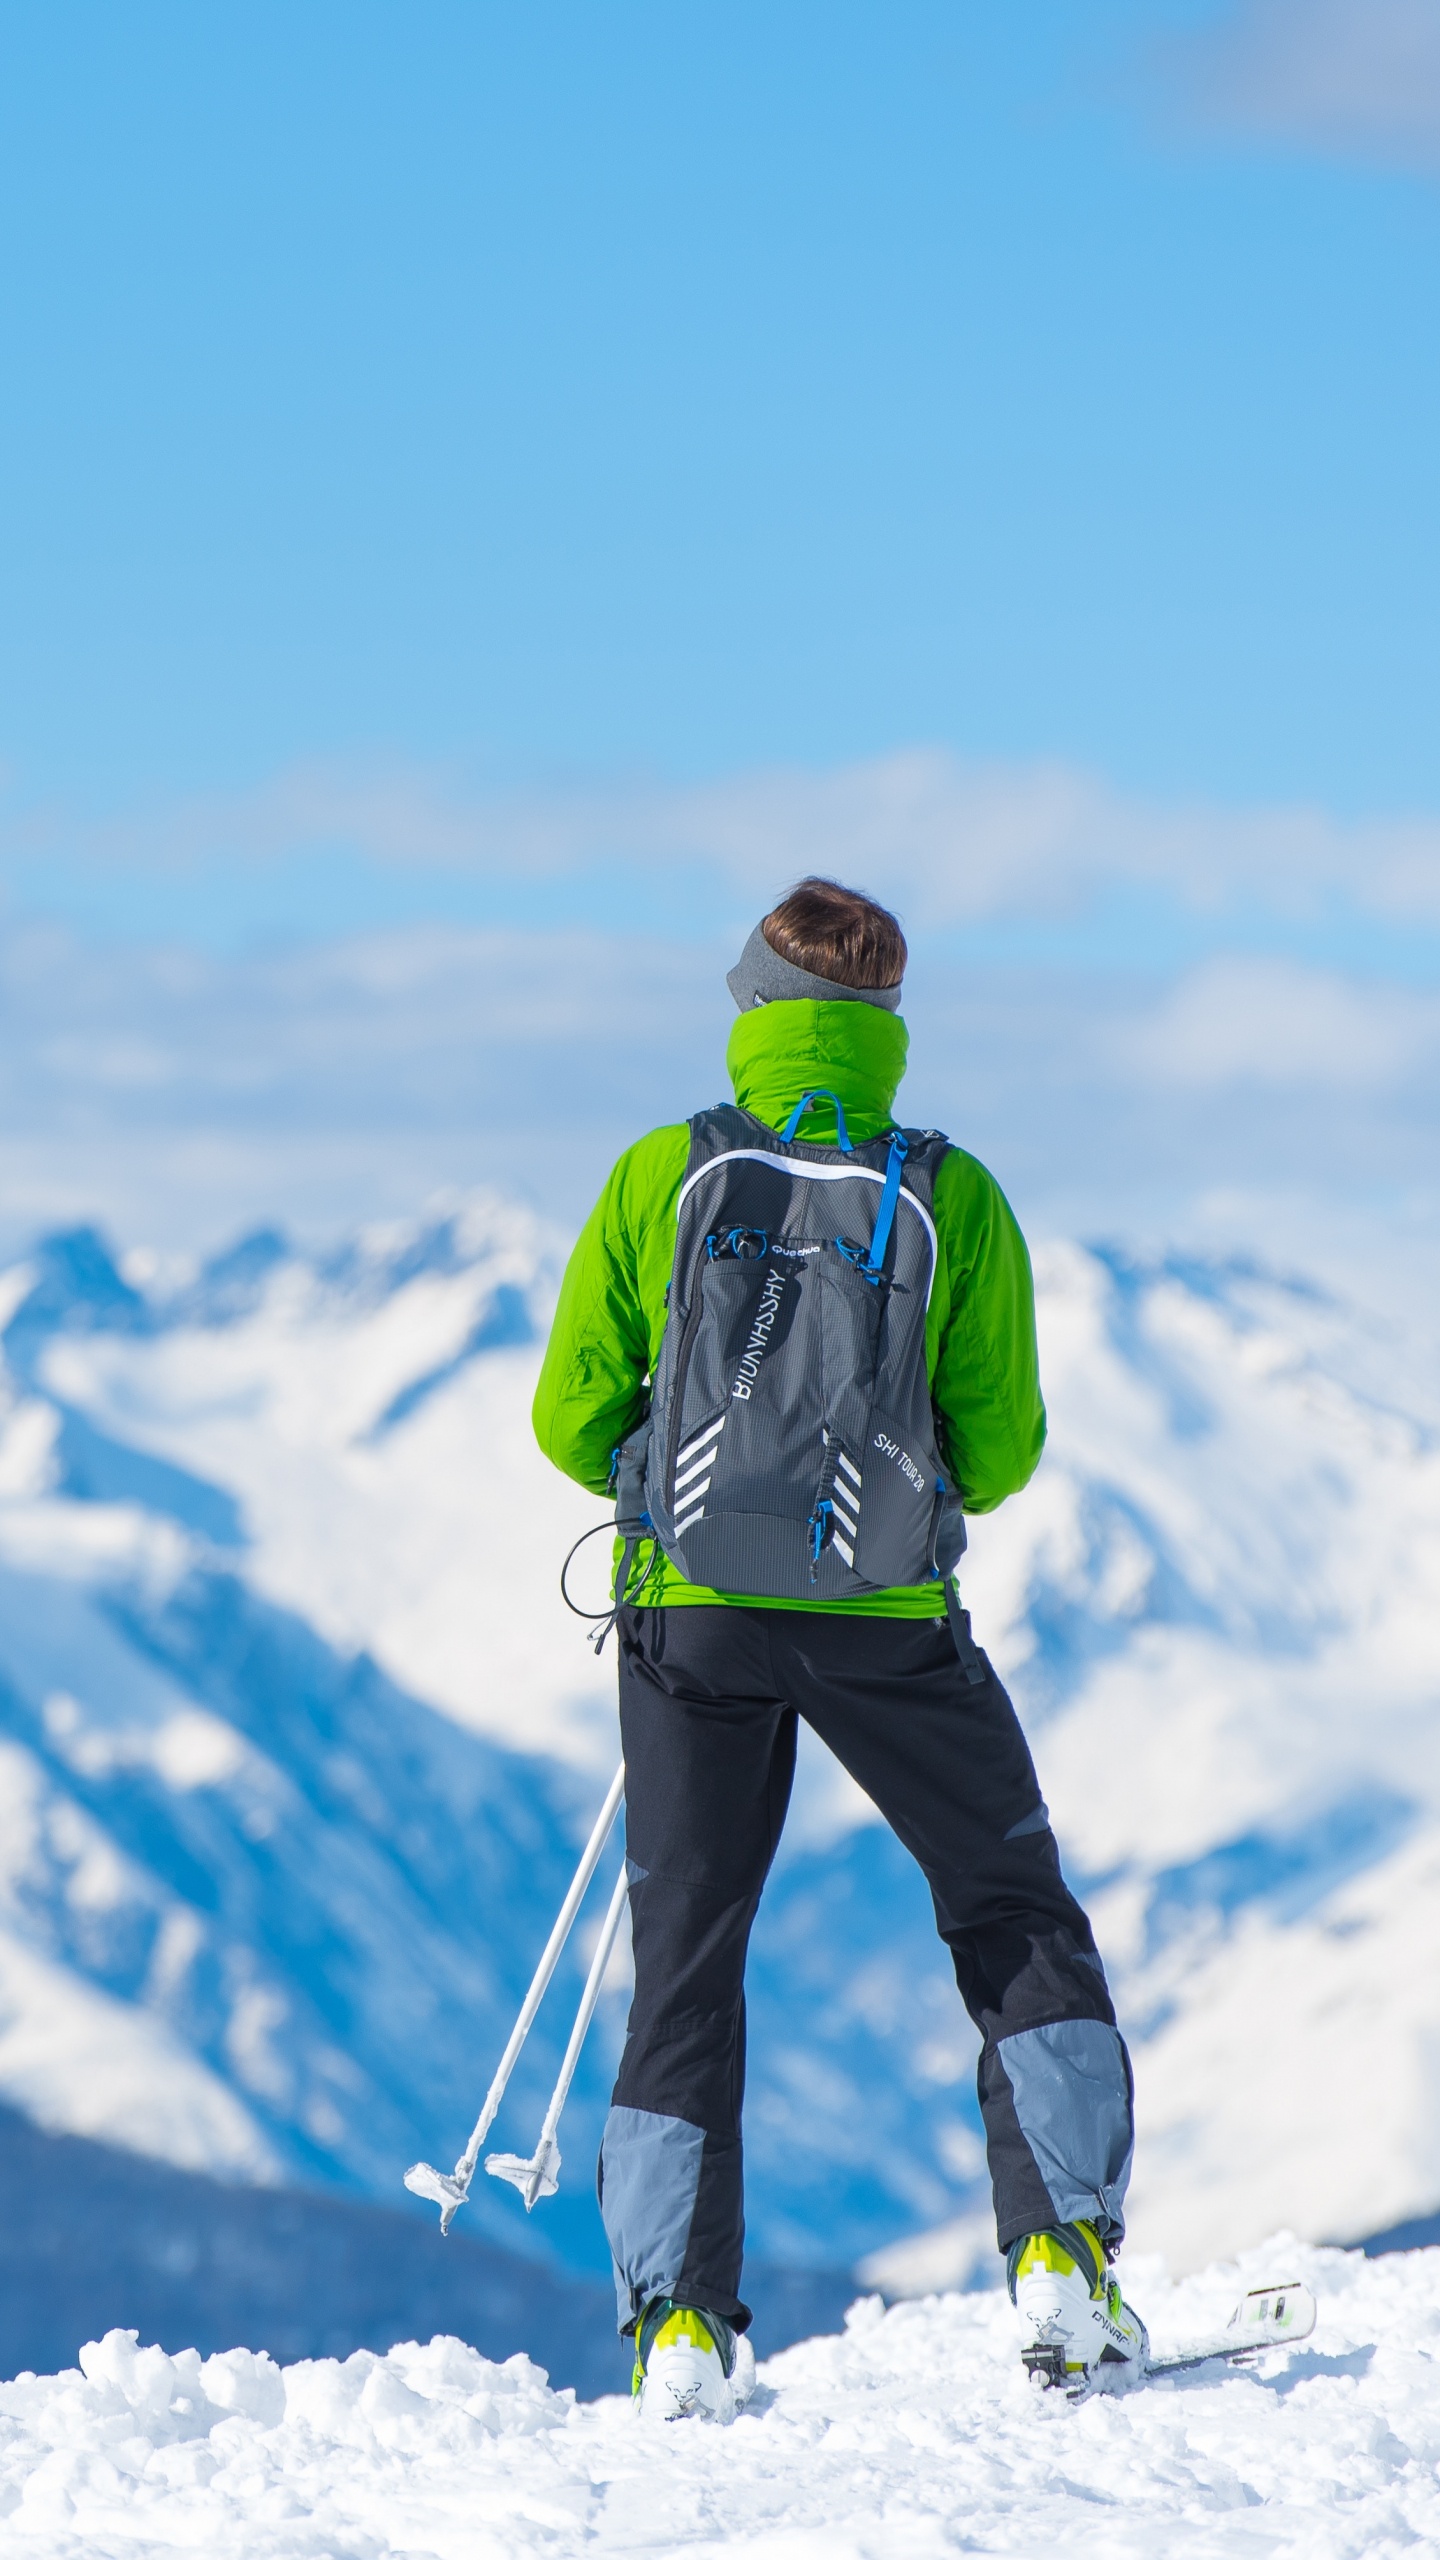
[33,1197,615,1768]
[4,2240,1440,2557]
[0,1922,277,2179]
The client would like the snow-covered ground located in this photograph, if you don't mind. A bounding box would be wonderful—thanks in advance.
[0,1199,1438,2285]
[4,2239,1439,2558]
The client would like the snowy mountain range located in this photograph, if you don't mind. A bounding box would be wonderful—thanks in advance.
[0,1195,1435,2295]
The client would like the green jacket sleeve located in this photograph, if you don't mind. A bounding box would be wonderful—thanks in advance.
[926,1148,1046,1512]
[532,1125,690,1495]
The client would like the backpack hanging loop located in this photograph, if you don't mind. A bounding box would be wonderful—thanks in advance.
[779,1089,854,1152]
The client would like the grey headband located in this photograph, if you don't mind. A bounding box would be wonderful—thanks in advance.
[726,922,903,1014]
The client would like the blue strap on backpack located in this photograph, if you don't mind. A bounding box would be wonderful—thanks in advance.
[780,1090,907,1285]
[833,1128,908,1285]
[779,1089,853,1152]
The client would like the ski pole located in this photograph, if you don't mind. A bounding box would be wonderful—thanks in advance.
[404,1760,625,2233]
[485,1851,630,2210]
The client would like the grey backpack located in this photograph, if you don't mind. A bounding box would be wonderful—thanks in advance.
[603,1088,984,1674]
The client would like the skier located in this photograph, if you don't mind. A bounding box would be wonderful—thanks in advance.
[532,877,1143,2416]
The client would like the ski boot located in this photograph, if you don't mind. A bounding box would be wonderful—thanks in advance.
[1008,2221,1148,2390]
[631,2297,755,2422]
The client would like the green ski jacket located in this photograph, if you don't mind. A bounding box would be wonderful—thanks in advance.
[532,998,1046,1615]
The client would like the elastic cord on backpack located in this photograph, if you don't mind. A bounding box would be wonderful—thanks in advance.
[560,1521,658,1653]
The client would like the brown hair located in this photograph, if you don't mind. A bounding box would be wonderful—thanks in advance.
[761,877,906,991]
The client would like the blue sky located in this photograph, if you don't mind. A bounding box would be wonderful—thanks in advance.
[0,0,1436,1273]
[2,3,1437,823]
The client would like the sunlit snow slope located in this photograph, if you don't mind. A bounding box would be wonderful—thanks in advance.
[0,1201,1436,2282]
[4,2240,1439,2560]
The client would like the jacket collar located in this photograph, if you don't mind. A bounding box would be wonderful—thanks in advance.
[725,1000,908,1147]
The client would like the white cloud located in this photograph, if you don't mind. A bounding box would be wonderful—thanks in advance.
[0,753,1436,1284]
[1118,955,1440,1088]
[0,916,1434,1302]
[9,748,1440,934]
[1171,0,1440,169]
[0,921,734,1252]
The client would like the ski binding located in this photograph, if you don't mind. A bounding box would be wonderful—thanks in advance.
[1025,2281,1317,2399]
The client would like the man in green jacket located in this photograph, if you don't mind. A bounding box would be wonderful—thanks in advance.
[534,878,1141,2417]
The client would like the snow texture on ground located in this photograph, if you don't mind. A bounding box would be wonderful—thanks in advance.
[3,2240,1438,2559]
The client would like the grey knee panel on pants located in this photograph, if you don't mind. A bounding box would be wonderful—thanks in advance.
[599,2104,706,2329]
[993,2018,1133,2239]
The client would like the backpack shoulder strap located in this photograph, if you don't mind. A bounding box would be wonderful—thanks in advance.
[682,1102,758,1180]
[680,1107,951,1223]
[894,1125,952,1213]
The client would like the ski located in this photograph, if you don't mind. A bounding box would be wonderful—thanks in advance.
[1025,2281,1317,2398]
[1142,2280,1317,2380]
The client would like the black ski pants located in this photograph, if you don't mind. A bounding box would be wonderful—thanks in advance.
[598,1604,1133,2334]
